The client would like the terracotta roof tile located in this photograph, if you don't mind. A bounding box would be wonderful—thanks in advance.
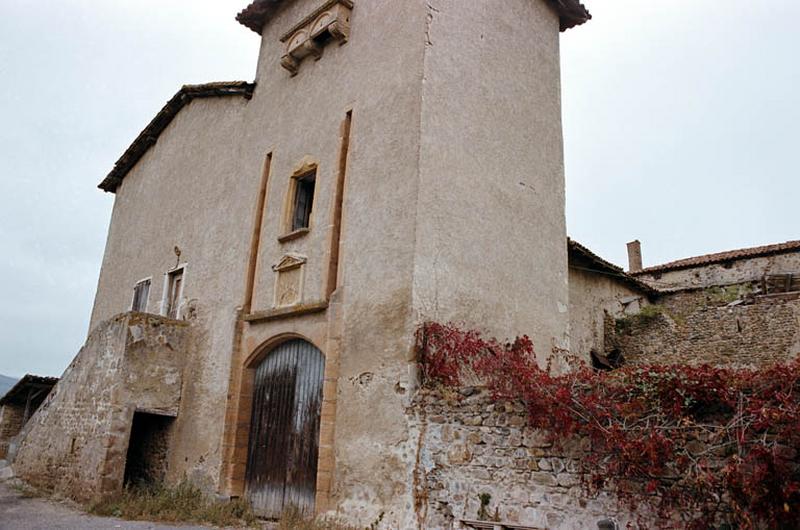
[633,240,800,275]
[99,82,255,193]
[236,0,591,34]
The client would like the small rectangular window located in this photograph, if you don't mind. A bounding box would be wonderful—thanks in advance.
[291,171,316,231]
[131,279,151,313]
[165,268,184,319]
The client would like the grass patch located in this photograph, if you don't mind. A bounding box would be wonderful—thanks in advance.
[277,506,363,530]
[616,304,666,333]
[10,480,40,499]
[90,481,258,527]
[706,284,750,306]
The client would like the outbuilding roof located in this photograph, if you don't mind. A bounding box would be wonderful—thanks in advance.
[0,374,59,406]
[632,240,800,276]
[98,82,255,193]
[237,0,591,34]
[568,239,659,297]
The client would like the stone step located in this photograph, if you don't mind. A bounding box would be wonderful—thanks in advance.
[0,465,14,481]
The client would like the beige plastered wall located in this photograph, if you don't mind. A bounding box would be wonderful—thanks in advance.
[413,0,570,360]
[89,96,255,491]
[224,0,429,526]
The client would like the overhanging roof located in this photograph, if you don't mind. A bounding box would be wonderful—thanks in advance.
[568,239,660,298]
[99,82,255,193]
[237,0,591,34]
[0,374,59,406]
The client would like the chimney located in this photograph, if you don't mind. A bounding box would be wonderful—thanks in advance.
[627,240,643,272]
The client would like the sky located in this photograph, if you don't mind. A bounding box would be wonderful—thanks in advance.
[0,0,797,378]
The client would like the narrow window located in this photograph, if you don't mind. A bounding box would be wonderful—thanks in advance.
[131,279,151,313]
[165,268,184,319]
[291,171,316,231]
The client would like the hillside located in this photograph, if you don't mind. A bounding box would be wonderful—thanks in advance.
[0,374,18,398]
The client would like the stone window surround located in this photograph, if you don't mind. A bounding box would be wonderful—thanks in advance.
[279,157,320,242]
[130,276,152,313]
[160,263,187,320]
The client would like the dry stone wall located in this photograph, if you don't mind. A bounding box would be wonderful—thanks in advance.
[610,291,800,367]
[410,389,638,530]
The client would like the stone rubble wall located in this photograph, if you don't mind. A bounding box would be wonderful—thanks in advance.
[409,389,639,530]
[634,252,800,292]
[610,291,800,367]
[10,313,189,502]
[0,404,24,459]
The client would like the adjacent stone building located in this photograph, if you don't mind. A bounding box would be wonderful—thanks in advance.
[0,375,57,460]
[8,0,799,528]
[609,240,800,368]
[629,239,800,293]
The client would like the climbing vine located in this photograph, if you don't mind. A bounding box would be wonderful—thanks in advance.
[415,322,800,529]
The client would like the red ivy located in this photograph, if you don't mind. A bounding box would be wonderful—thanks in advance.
[415,322,800,530]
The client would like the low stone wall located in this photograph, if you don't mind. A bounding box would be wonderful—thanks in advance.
[0,404,24,459]
[609,291,800,367]
[410,389,638,530]
[10,313,189,502]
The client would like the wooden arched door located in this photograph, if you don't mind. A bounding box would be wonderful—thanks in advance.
[245,339,325,519]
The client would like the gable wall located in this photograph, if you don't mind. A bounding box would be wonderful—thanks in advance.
[89,96,253,491]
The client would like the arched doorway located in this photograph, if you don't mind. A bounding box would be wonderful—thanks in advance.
[245,339,325,519]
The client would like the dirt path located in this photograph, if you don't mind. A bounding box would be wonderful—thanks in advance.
[0,481,246,530]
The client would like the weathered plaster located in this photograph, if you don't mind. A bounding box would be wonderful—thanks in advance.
[413,0,570,360]
[89,95,255,491]
[568,267,645,361]
[636,252,800,292]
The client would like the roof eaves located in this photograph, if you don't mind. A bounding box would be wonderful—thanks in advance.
[633,240,800,275]
[98,81,255,193]
[0,374,59,406]
[550,0,592,31]
[568,239,660,298]
[236,0,591,35]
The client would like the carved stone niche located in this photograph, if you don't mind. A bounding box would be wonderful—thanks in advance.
[280,0,353,76]
[273,254,307,308]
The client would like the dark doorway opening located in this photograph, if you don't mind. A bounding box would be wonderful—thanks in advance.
[124,412,174,486]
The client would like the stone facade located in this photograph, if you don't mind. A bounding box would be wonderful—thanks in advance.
[0,375,58,460]
[609,290,800,367]
[410,389,638,529]
[11,313,189,502]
